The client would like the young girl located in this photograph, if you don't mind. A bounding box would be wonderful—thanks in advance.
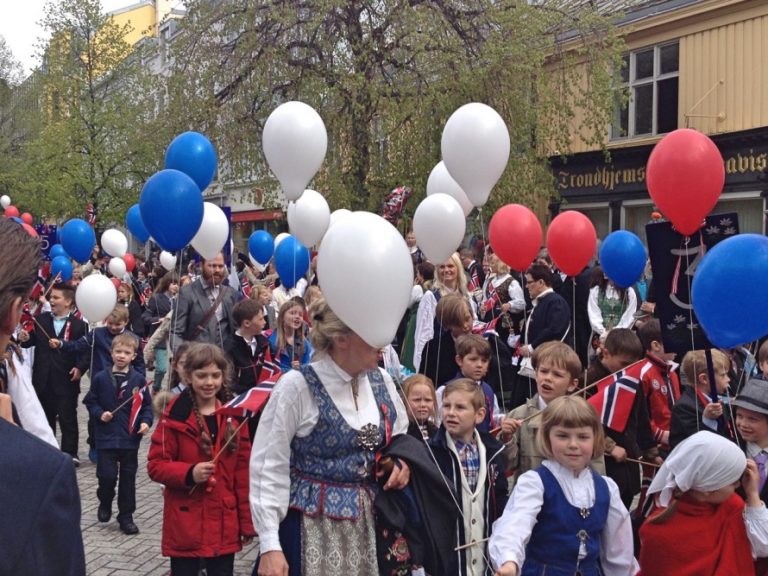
[117,281,145,337]
[490,395,638,576]
[402,374,438,440]
[147,343,255,576]
[268,299,313,372]
[638,431,768,576]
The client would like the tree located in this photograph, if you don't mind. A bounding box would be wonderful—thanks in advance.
[11,0,166,225]
[164,0,624,219]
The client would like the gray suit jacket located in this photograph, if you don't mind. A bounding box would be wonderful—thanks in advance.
[170,279,238,354]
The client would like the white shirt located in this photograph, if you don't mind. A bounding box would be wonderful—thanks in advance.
[249,354,409,554]
[485,274,525,314]
[587,285,638,336]
[489,460,638,575]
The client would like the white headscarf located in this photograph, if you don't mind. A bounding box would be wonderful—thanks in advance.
[648,431,746,507]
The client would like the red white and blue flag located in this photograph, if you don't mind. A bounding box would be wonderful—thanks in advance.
[128,383,151,433]
[219,358,282,418]
[588,360,645,433]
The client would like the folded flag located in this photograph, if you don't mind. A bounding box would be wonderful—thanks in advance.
[128,383,151,433]
[588,360,645,433]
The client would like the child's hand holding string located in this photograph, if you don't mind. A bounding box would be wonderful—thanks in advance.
[500,417,522,442]
[703,402,723,420]
[495,561,519,576]
[137,423,150,435]
[742,459,761,507]
[192,461,215,484]
[100,411,113,422]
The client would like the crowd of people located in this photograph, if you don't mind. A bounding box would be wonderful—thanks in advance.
[2,216,768,576]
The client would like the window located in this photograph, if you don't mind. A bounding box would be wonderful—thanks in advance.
[611,42,679,140]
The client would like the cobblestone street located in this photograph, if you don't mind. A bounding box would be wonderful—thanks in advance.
[73,377,259,575]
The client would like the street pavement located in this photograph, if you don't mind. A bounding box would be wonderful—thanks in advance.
[72,377,260,575]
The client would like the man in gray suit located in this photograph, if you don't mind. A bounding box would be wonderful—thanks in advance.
[170,253,238,354]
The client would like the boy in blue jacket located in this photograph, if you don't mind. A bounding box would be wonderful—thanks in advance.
[83,333,152,535]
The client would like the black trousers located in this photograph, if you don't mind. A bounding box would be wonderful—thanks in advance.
[96,448,138,522]
[171,555,234,576]
[40,391,79,457]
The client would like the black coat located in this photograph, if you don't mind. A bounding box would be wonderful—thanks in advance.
[225,333,271,395]
[669,385,735,449]
[559,266,593,368]
[0,418,85,575]
[142,292,173,340]
[22,312,89,396]
[419,330,459,388]
[525,290,572,351]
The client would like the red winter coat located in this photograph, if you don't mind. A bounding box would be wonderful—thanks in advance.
[147,392,255,558]
[640,354,681,447]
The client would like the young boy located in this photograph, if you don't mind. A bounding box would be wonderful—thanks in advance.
[18,283,89,465]
[436,334,500,433]
[225,299,276,395]
[757,340,768,382]
[501,341,606,485]
[670,348,735,448]
[732,378,768,502]
[429,379,508,575]
[83,334,152,535]
[636,319,681,453]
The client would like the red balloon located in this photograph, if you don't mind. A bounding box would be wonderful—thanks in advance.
[123,253,136,272]
[546,211,596,276]
[110,277,122,289]
[4,205,19,218]
[21,212,33,225]
[489,204,542,272]
[21,223,38,237]
[646,128,724,236]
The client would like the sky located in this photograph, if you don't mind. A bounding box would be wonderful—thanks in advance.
[1,1,183,78]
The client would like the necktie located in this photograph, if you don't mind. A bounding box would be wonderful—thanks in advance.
[754,451,768,492]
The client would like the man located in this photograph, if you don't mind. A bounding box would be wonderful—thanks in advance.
[460,248,485,295]
[170,252,238,354]
[0,218,85,575]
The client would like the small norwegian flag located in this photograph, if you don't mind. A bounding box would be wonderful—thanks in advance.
[86,203,96,226]
[128,383,151,433]
[219,359,281,418]
[588,360,646,433]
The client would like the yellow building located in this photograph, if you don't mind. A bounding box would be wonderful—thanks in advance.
[107,0,175,45]
[550,0,768,240]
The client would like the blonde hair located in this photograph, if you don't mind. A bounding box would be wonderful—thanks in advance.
[435,293,472,331]
[443,378,485,411]
[107,305,130,324]
[304,285,322,309]
[681,349,729,387]
[536,395,604,460]
[275,299,306,359]
[401,374,437,424]
[434,252,470,298]
[308,298,352,354]
[111,333,138,352]
[532,341,582,380]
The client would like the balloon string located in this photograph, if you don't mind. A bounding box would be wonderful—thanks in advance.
[682,235,701,434]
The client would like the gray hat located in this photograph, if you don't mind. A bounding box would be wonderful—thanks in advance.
[731,379,768,416]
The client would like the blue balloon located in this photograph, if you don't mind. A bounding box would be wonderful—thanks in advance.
[60,218,96,264]
[140,169,204,252]
[9,217,22,224]
[599,231,647,289]
[274,236,310,290]
[164,131,218,192]
[248,230,274,265]
[692,234,768,348]
[51,255,73,282]
[49,244,67,259]
[125,203,150,243]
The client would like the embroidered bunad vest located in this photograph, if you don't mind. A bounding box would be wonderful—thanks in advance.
[288,366,397,520]
[597,290,625,331]
[522,466,609,576]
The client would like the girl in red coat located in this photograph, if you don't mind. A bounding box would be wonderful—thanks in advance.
[148,343,255,576]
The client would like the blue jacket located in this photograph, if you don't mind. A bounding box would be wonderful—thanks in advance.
[83,368,152,450]
[268,330,313,373]
[61,327,145,377]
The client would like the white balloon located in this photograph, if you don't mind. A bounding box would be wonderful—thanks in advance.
[248,254,266,273]
[288,189,330,247]
[263,101,328,202]
[160,250,177,271]
[318,212,413,348]
[108,257,127,278]
[76,274,117,324]
[274,232,290,248]
[191,202,229,260]
[413,194,466,264]
[0,195,10,209]
[427,161,473,217]
[329,209,352,229]
[441,103,510,208]
[101,228,128,258]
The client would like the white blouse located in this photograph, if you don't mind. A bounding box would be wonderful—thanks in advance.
[489,460,639,575]
[249,354,409,554]
[587,284,638,337]
[484,274,525,314]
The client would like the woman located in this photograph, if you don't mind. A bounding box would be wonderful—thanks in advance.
[117,281,145,337]
[250,298,411,576]
[268,299,313,372]
[587,266,637,348]
[412,252,475,371]
[480,252,526,337]
[142,271,179,391]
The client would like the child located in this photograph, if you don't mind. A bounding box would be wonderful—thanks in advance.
[436,334,500,433]
[669,348,734,448]
[226,299,273,395]
[428,379,508,575]
[757,340,768,381]
[83,333,152,535]
[268,299,312,373]
[147,343,255,576]
[419,293,474,388]
[490,395,638,576]
[402,374,438,440]
[17,283,89,465]
[638,431,768,575]
[733,379,768,504]
[637,319,681,453]
[501,341,605,485]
